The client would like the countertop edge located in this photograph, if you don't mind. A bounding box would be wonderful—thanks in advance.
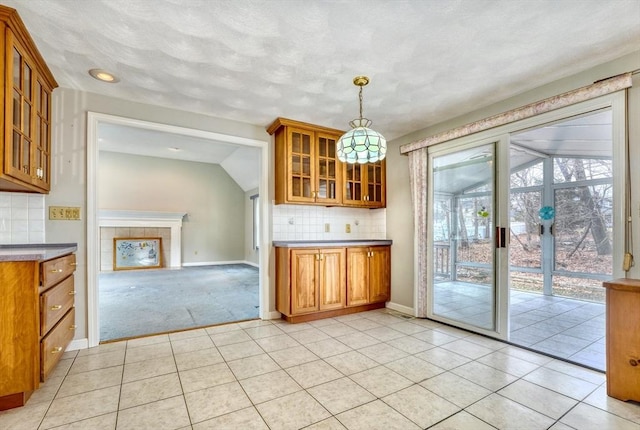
[0,243,78,262]
[273,240,392,248]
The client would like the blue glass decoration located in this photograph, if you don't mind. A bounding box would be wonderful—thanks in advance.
[539,206,555,220]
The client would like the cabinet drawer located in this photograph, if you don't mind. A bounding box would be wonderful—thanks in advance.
[40,275,75,336]
[41,254,76,290]
[41,308,75,381]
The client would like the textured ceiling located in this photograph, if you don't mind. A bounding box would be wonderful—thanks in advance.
[3,0,639,142]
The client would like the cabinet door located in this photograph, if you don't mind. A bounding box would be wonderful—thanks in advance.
[5,35,36,185]
[343,164,364,207]
[346,247,369,306]
[315,133,341,205]
[290,249,319,314]
[319,248,346,310]
[364,161,386,208]
[32,77,52,190]
[369,246,391,303]
[287,127,315,203]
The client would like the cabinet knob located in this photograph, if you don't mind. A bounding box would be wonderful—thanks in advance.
[50,305,62,311]
[68,290,77,296]
[51,346,63,354]
[51,268,63,273]
[69,325,77,331]
[69,262,78,266]
[630,359,638,367]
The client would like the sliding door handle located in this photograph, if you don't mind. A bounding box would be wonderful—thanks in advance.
[495,227,507,248]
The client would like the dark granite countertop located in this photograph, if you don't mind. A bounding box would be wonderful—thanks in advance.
[0,243,78,262]
[273,239,392,248]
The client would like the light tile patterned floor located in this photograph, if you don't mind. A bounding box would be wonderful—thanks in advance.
[2,309,639,430]
[434,282,606,370]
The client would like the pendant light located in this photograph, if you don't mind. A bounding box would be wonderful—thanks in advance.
[336,76,387,164]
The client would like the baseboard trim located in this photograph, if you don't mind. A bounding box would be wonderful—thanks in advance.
[386,302,415,317]
[265,311,282,320]
[243,261,259,268]
[67,338,89,351]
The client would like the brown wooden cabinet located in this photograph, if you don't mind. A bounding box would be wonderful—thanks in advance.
[602,278,640,402]
[268,118,343,206]
[0,5,57,193]
[347,246,391,306]
[276,244,390,322]
[0,252,76,410]
[343,160,386,208]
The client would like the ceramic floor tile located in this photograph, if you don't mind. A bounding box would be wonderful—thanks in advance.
[179,362,236,393]
[285,359,344,389]
[47,358,74,380]
[119,373,183,410]
[498,379,578,419]
[387,321,428,335]
[126,334,169,349]
[238,320,273,329]
[287,328,332,344]
[269,321,313,333]
[227,353,281,380]
[40,386,120,429]
[77,342,126,357]
[184,381,252,424]
[27,375,64,405]
[205,322,241,335]
[304,417,347,430]
[543,359,606,385]
[583,386,640,424]
[385,355,446,383]
[464,334,508,351]
[170,335,214,355]
[168,328,208,341]
[254,334,300,352]
[307,318,340,328]
[349,365,413,398]
[385,335,434,354]
[334,332,381,349]
[268,345,319,368]
[429,410,496,430]
[209,329,252,346]
[466,393,555,430]
[411,330,460,346]
[560,403,640,430]
[243,324,284,339]
[218,339,264,361]
[383,384,460,428]
[116,395,190,430]
[440,338,495,359]
[432,325,472,338]
[358,342,408,364]
[305,338,352,358]
[324,350,379,375]
[307,377,376,415]
[414,347,472,370]
[523,366,600,400]
[420,372,492,408]
[173,347,224,371]
[0,401,49,430]
[122,355,177,383]
[239,369,302,404]
[362,326,405,342]
[45,412,117,429]
[57,365,123,398]
[450,361,518,391]
[256,391,331,430]
[343,318,383,331]
[477,350,541,377]
[317,322,359,337]
[548,422,578,430]
[191,406,268,430]
[335,399,421,430]
[124,342,173,364]
[68,350,126,374]
[500,345,554,366]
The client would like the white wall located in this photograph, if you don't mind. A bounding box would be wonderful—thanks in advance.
[385,51,640,310]
[99,151,245,264]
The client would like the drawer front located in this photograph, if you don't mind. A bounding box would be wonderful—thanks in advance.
[41,308,75,381]
[41,254,76,290]
[41,275,75,336]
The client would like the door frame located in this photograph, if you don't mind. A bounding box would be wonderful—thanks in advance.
[421,92,627,340]
[86,112,271,348]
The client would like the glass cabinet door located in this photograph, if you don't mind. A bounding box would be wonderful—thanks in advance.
[344,164,363,204]
[365,161,385,206]
[33,77,51,189]
[316,133,340,204]
[288,128,314,202]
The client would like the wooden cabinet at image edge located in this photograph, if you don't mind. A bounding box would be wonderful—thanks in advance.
[268,118,343,206]
[347,246,391,306]
[343,160,386,208]
[0,253,76,410]
[602,279,640,402]
[276,245,390,322]
[0,6,58,193]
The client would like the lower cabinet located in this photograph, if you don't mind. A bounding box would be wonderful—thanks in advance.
[276,245,390,322]
[0,253,76,410]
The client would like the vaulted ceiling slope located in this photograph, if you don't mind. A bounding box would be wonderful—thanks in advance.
[4,0,639,141]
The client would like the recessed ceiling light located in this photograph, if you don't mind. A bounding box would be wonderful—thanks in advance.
[88,68,120,83]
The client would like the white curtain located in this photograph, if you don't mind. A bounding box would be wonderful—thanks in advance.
[408,148,429,317]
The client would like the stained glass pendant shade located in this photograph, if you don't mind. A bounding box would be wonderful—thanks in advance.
[336,76,387,164]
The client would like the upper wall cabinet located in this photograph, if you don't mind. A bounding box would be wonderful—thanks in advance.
[0,6,58,193]
[268,117,386,208]
[268,118,343,206]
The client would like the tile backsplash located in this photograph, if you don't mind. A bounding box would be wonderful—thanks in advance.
[0,191,45,244]
[272,204,386,241]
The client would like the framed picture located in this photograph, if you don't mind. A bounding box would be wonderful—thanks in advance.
[113,237,162,271]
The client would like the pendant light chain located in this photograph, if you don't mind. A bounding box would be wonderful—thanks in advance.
[359,84,364,121]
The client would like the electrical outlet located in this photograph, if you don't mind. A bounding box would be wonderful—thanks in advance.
[49,206,81,220]
[345,223,351,233]
[325,223,330,233]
